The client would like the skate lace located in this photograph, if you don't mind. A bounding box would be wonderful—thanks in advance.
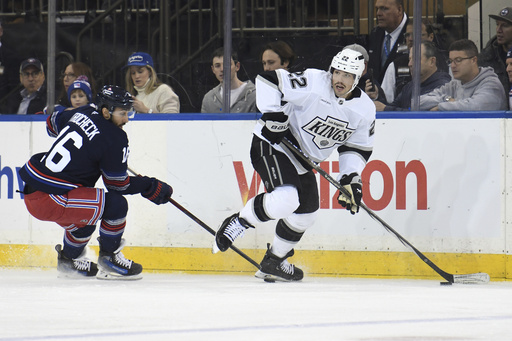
[224,219,246,242]
[279,259,294,275]
[114,252,133,268]
[73,259,91,271]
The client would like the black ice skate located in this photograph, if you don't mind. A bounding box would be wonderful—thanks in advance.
[255,244,303,282]
[55,244,98,278]
[213,213,254,253]
[97,239,143,280]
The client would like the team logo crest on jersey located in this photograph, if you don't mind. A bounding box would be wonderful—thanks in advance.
[303,116,355,149]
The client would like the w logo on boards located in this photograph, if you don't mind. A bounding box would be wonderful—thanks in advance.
[232,160,428,211]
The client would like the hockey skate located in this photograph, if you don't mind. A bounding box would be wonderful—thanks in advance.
[255,244,303,282]
[97,239,143,280]
[213,213,254,253]
[55,244,98,278]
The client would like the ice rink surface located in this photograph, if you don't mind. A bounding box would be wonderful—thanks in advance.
[1,269,511,341]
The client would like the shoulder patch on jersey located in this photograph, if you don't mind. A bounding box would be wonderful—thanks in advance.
[302,115,355,149]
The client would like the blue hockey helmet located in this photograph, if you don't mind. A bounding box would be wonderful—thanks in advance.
[96,85,134,112]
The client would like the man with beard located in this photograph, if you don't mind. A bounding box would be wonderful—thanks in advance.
[19,85,173,280]
[213,49,376,282]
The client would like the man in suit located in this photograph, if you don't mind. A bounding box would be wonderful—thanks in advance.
[368,0,409,84]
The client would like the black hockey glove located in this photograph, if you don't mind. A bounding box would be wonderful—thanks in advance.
[337,173,362,215]
[142,178,173,205]
[261,111,289,144]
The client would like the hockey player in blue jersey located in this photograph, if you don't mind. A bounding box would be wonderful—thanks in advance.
[213,48,376,282]
[19,85,173,280]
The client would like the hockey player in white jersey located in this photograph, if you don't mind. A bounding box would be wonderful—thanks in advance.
[213,48,376,282]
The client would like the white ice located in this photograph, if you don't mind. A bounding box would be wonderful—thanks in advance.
[1,269,511,341]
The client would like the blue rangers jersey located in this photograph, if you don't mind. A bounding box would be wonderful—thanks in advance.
[254,68,376,178]
[19,104,148,195]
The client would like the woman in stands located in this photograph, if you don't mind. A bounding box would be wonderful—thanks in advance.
[57,62,96,107]
[124,52,180,113]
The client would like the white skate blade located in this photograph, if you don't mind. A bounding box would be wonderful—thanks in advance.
[57,272,97,280]
[96,269,142,281]
[255,270,292,283]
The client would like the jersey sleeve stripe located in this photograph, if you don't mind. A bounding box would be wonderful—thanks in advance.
[256,71,280,90]
[337,144,373,162]
[46,112,59,137]
[102,172,130,191]
[24,161,79,191]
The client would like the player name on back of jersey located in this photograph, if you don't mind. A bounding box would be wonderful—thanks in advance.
[69,112,100,141]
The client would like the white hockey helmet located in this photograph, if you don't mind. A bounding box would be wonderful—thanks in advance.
[330,49,366,94]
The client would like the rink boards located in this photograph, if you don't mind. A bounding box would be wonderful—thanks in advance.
[0,112,511,280]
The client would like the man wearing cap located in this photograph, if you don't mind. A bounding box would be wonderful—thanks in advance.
[479,7,512,102]
[5,58,47,114]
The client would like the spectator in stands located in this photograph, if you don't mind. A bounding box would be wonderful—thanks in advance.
[57,61,96,107]
[381,19,445,103]
[124,52,180,113]
[260,40,296,71]
[0,21,21,108]
[505,47,512,109]
[343,43,387,103]
[419,39,507,111]
[67,76,93,109]
[201,47,257,113]
[47,76,94,116]
[479,7,512,99]
[4,58,46,114]
[260,41,296,119]
[368,0,409,84]
[375,41,450,111]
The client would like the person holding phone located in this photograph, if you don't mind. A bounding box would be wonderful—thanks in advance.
[342,44,387,103]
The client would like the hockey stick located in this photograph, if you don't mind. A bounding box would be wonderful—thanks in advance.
[127,167,260,270]
[280,138,490,284]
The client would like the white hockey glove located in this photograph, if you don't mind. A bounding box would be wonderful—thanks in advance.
[261,111,289,144]
[338,173,362,215]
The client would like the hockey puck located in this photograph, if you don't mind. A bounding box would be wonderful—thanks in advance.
[264,278,276,283]
[440,281,452,286]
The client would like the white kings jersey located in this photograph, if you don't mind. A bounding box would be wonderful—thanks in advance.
[254,68,376,178]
